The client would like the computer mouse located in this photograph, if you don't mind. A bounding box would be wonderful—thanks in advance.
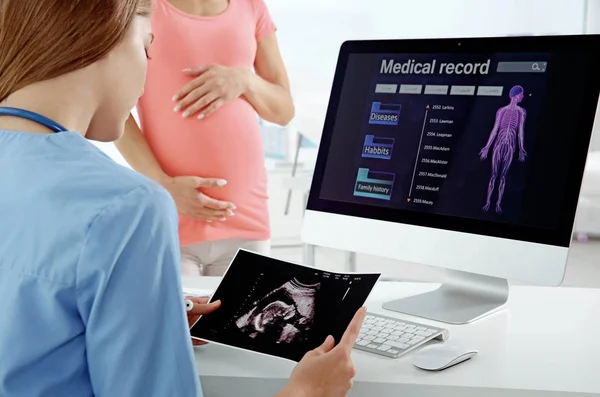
[413,344,478,371]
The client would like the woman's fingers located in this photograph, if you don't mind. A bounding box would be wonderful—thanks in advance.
[198,98,224,119]
[183,91,219,118]
[189,300,221,316]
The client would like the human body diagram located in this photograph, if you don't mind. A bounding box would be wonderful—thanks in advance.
[479,85,527,213]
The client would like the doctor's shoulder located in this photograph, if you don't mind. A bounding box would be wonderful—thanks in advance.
[103,167,178,224]
[73,158,179,235]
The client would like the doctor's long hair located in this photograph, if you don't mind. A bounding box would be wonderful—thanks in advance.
[0,0,152,103]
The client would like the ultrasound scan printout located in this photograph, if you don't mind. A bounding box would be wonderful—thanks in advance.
[190,249,380,362]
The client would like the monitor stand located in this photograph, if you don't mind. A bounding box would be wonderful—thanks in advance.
[382,269,509,324]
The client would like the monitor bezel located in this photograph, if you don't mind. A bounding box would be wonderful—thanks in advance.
[306,35,600,248]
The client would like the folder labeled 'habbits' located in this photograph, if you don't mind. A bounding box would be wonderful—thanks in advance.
[362,135,394,159]
[353,168,395,200]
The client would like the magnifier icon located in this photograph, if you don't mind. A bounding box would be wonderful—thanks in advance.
[532,63,541,71]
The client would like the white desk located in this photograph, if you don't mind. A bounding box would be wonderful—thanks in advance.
[186,277,600,397]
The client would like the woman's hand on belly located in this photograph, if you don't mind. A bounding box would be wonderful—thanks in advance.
[163,176,236,222]
[172,64,249,120]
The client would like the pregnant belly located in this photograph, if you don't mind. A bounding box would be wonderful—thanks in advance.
[143,99,267,203]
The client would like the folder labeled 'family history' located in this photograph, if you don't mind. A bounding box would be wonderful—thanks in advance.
[353,168,395,200]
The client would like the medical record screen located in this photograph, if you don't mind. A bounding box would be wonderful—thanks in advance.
[318,52,575,230]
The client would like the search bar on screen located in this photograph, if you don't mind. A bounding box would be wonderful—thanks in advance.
[496,61,547,73]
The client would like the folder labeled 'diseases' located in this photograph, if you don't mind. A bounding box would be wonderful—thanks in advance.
[368,102,401,125]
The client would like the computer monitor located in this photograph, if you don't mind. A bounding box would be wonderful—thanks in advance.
[301,35,600,324]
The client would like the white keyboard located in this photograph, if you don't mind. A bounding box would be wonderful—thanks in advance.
[354,312,449,358]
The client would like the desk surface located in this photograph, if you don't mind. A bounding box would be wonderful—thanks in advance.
[186,277,600,397]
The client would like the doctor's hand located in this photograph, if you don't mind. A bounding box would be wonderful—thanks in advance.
[172,64,249,119]
[163,176,236,222]
[278,307,366,397]
[186,297,221,346]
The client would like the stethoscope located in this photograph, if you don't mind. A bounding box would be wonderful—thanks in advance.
[0,107,68,133]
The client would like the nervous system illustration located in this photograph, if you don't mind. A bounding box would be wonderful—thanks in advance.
[479,85,527,213]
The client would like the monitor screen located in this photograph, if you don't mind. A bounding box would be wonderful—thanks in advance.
[308,37,600,247]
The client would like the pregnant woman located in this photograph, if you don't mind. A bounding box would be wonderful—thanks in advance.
[116,0,294,276]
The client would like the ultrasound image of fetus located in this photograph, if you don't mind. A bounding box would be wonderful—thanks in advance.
[235,277,320,344]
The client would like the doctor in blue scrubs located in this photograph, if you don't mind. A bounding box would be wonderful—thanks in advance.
[0,1,365,396]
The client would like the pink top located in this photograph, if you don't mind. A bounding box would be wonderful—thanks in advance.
[138,0,276,246]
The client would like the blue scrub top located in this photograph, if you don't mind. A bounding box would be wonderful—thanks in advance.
[0,130,202,396]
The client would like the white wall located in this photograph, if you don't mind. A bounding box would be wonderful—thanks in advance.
[268,0,587,143]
